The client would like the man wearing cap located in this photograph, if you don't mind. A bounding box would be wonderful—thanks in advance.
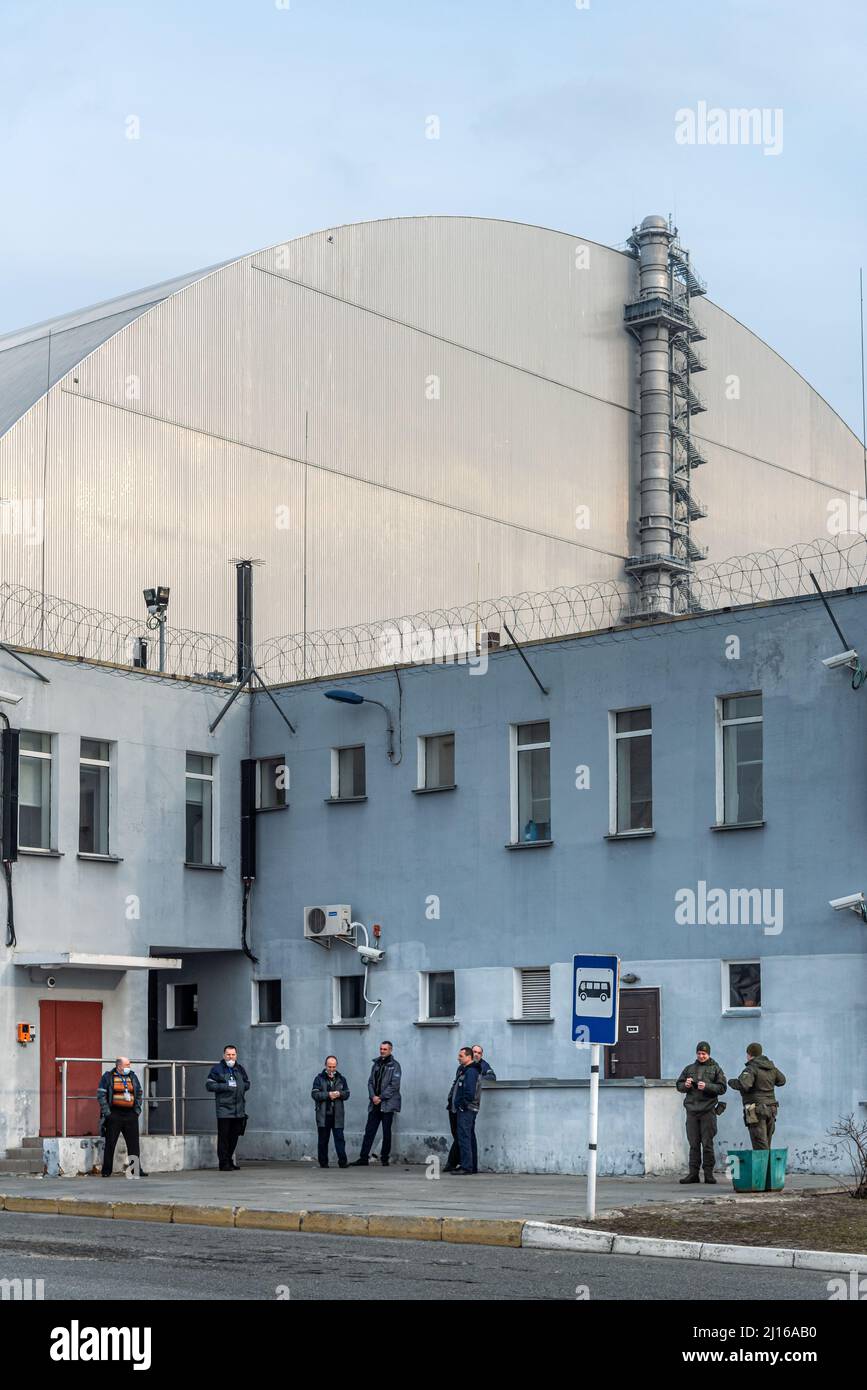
[728,1043,786,1150]
[676,1041,727,1184]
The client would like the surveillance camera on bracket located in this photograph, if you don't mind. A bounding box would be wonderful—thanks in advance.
[357,945,385,965]
[829,892,867,921]
[821,650,859,671]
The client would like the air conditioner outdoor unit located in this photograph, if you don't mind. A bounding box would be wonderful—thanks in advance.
[304,904,353,946]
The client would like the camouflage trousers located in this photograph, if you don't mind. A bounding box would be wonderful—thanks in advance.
[747,1106,777,1151]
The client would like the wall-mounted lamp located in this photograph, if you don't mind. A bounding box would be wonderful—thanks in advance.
[621,973,641,985]
[324,689,395,760]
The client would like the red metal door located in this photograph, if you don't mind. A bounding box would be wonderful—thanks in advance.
[39,1001,103,1137]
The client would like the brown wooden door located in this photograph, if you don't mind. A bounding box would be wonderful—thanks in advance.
[605,988,660,1079]
[39,1001,103,1137]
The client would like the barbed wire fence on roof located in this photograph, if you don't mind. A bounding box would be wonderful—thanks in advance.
[0,582,236,683]
[2,534,866,688]
[254,534,867,685]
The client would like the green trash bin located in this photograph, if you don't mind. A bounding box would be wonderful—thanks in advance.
[765,1147,788,1191]
[728,1149,769,1191]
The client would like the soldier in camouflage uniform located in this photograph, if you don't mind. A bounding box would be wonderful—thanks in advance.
[728,1042,786,1150]
[676,1041,727,1183]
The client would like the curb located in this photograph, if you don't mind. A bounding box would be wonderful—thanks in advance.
[2,1193,865,1271]
[521,1220,867,1274]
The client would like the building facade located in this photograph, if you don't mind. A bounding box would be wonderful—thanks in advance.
[2,575,864,1175]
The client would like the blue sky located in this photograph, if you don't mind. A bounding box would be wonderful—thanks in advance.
[1,0,864,432]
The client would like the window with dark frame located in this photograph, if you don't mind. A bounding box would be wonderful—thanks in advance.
[422,733,455,789]
[336,745,365,799]
[514,721,551,842]
[79,738,110,854]
[257,978,282,1024]
[338,975,365,1021]
[427,970,456,1019]
[19,731,52,850]
[720,695,763,825]
[614,708,652,832]
[186,752,214,863]
[257,756,287,809]
[170,982,198,1028]
[727,961,761,1010]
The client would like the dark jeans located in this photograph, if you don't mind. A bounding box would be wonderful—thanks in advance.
[359,1108,394,1161]
[456,1109,478,1173]
[685,1109,718,1173]
[101,1110,140,1176]
[317,1118,347,1166]
[217,1116,245,1167]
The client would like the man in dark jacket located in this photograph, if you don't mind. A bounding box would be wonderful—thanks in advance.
[206,1045,250,1171]
[676,1041,727,1184]
[471,1045,496,1080]
[444,1045,494,1171]
[728,1043,786,1150]
[311,1055,350,1168]
[97,1057,145,1178]
[445,1048,482,1176]
[351,1040,401,1166]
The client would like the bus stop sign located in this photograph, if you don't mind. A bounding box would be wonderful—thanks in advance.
[572,954,620,1045]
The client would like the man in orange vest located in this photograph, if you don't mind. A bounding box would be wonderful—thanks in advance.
[97,1056,146,1177]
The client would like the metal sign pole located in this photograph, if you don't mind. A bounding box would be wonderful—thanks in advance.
[587,1042,600,1221]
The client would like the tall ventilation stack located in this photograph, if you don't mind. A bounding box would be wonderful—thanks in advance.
[624,216,707,617]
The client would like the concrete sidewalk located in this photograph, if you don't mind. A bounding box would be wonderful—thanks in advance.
[0,1162,835,1223]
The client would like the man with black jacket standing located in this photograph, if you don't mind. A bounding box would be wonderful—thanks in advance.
[311,1055,350,1168]
[445,1047,482,1176]
[675,1041,727,1184]
[206,1045,250,1171]
[729,1042,786,1150]
[351,1040,401,1166]
[97,1057,145,1178]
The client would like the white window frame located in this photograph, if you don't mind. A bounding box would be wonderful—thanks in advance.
[419,969,456,1022]
[18,731,54,851]
[513,966,553,1021]
[185,752,218,864]
[608,707,653,835]
[79,737,112,855]
[166,981,198,1030]
[721,959,762,1016]
[333,974,366,1024]
[251,977,282,1025]
[416,732,456,790]
[509,721,551,845]
[715,693,763,826]
[256,755,288,809]
[330,745,365,800]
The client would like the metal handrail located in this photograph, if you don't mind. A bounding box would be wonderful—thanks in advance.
[54,1058,219,1139]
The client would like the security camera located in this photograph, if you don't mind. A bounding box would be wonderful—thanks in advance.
[46,976,57,989]
[357,945,385,964]
[822,650,859,671]
[0,689,22,705]
[829,892,867,920]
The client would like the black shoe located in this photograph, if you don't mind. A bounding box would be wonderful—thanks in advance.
[338,1160,348,1168]
[230,1162,240,1171]
[380,1159,390,1167]
[703,1173,717,1184]
[218,1163,232,1171]
[350,1158,369,1166]
[319,1163,330,1169]
[679,1174,700,1184]
[100,1172,112,1178]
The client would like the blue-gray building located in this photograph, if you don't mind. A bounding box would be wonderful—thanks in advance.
[2,569,865,1176]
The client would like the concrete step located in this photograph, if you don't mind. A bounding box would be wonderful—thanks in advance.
[20,1136,43,1148]
[4,1146,44,1163]
[0,1157,43,1174]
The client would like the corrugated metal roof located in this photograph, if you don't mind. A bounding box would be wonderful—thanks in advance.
[0,262,227,437]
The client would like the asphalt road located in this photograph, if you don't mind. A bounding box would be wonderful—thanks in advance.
[0,1213,842,1301]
